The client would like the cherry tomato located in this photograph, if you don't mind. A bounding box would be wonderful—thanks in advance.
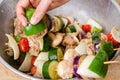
[31,66,37,75]
[82,24,91,33]
[19,38,29,52]
[107,32,119,46]
[31,56,37,66]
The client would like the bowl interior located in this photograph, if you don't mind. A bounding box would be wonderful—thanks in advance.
[0,0,120,79]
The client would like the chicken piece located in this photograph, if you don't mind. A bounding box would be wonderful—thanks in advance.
[57,60,73,79]
[62,34,78,46]
[14,18,23,36]
[64,49,79,61]
[38,29,48,38]
[86,43,95,55]
[27,36,40,56]
[27,29,48,56]
[65,45,76,52]
[68,32,80,44]
[100,33,107,42]
[85,32,92,39]
[81,38,92,45]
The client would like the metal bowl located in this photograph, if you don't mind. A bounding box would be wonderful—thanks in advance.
[0,0,120,79]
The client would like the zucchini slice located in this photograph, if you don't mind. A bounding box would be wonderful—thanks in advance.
[6,34,20,60]
[50,16,64,32]
[66,24,76,33]
[42,60,59,79]
[42,35,51,52]
[18,52,32,72]
[48,47,63,61]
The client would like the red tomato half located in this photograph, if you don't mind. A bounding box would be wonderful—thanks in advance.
[82,24,91,33]
[107,32,119,46]
[19,38,29,52]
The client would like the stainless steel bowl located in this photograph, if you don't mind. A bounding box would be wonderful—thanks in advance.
[0,0,120,79]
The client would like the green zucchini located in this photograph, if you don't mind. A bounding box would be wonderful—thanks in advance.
[42,35,51,52]
[66,24,76,33]
[48,47,63,61]
[42,60,59,79]
[51,16,64,32]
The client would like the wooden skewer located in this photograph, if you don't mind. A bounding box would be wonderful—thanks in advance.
[27,72,32,75]
[114,48,120,50]
[104,61,119,64]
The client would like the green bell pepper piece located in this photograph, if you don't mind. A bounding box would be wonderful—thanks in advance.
[89,49,108,78]
[92,32,100,43]
[92,26,101,33]
[100,42,114,60]
[14,36,22,42]
[24,8,46,36]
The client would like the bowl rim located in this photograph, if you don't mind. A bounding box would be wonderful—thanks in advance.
[0,0,120,80]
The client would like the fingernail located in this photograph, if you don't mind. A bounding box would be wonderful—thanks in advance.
[22,22,26,26]
[30,18,37,25]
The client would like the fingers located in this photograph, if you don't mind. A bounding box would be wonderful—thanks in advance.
[30,0,52,25]
[16,0,29,26]
[48,0,69,10]
[30,0,41,8]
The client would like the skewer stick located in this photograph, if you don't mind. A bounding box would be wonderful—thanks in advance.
[114,48,120,50]
[104,61,119,64]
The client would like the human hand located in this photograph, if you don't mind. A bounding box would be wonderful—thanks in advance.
[16,0,69,26]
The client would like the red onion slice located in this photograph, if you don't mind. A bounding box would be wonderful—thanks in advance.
[73,56,82,78]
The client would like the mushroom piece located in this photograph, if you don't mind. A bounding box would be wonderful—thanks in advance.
[51,33,65,47]
[62,32,79,46]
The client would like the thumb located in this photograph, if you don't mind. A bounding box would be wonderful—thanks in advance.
[30,0,52,25]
